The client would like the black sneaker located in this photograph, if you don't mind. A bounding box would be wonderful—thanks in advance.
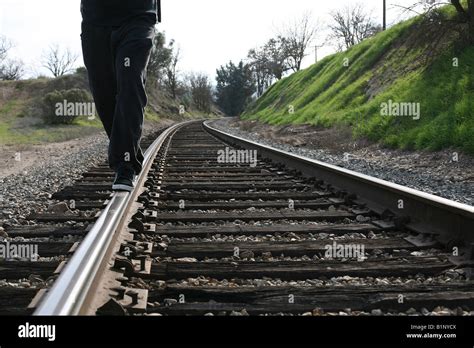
[112,165,135,192]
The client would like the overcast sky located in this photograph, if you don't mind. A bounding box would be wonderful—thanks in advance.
[0,0,414,80]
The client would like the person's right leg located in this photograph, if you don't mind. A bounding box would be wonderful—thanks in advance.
[81,23,117,139]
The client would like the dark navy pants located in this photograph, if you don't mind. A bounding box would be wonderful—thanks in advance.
[81,19,155,175]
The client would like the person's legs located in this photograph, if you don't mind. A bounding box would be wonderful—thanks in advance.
[81,23,117,139]
[109,22,155,176]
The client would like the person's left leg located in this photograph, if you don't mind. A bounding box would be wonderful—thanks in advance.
[110,21,155,178]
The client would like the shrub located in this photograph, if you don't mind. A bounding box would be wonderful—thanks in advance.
[40,88,93,125]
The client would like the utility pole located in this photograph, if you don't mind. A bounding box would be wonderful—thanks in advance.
[314,43,325,64]
[383,0,387,30]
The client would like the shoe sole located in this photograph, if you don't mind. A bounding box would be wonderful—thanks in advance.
[112,184,134,192]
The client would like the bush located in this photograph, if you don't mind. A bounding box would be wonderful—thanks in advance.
[76,66,88,76]
[40,88,93,125]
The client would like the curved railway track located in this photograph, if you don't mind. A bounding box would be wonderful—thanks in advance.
[1,120,473,316]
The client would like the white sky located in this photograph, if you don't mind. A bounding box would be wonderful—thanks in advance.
[0,0,415,80]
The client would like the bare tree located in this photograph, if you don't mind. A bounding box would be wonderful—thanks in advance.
[329,3,381,51]
[0,59,24,80]
[445,0,474,42]
[42,44,78,77]
[0,36,12,62]
[0,36,24,81]
[165,47,181,99]
[279,12,323,72]
[396,0,474,43]
[188,72,213,113]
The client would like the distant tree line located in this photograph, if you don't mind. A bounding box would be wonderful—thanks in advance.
[0,36,80,81]
[214,0,473,116]
[214,12,325,115]
[214,6,381,115]
[1,30,215,115]
[146,31,213,114]
[246,12,323,98]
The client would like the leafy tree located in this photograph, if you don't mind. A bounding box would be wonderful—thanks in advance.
[188,72,213,113]
[247,37,289,96]
[147,31,183,99]
[165,46,181,99]
[215,61,255,116]
[263,37,291,80]
[247,47,273,97]
[147,31,173,86]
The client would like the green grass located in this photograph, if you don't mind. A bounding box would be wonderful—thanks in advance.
[0,122,102,145]
[0,92,103,145]
[243,6,474,154]
[75,117,103,128]
[145,107,161,123]
[352,46,474,153]
[0,107,167,146]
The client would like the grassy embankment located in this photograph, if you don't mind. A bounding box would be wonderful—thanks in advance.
[243,6,474,154]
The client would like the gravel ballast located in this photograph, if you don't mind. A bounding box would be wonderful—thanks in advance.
[0,134,108,228]
[0,122,172,229]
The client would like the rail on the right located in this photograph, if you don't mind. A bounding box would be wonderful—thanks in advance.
[204,121,474,249]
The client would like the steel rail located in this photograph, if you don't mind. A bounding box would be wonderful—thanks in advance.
[35,122,185,316]
[204,121,474,243]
